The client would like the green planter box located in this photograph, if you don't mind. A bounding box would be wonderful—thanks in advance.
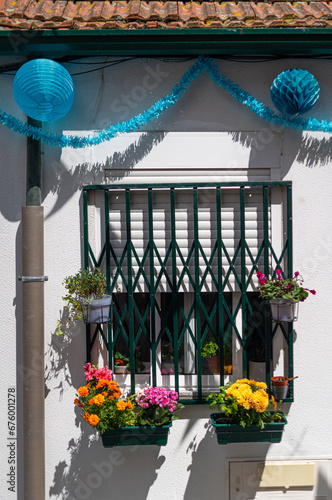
[101,422,172,448]
[210,413,287,444]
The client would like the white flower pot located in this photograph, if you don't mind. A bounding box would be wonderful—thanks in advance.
[114,365,127,374]
[269,299,299,322]
[81,295,112,324]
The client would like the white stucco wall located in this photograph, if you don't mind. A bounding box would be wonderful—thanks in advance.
[1,56,332,500]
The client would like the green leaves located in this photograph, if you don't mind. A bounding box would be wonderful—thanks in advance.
[55,267,107,335]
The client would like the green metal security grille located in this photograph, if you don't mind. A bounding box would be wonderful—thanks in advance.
[83,182,294,403]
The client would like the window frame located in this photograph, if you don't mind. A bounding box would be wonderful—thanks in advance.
[83,181,294,404]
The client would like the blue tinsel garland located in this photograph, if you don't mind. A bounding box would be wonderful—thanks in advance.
[1,56,330,148]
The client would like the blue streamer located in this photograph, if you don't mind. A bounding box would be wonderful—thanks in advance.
[1,56,331,148]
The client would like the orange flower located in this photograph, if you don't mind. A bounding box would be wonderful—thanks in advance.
[96,379,109,389]
[84,412,91,421]
[109,396,114,401]
[107,381,119,390]
[88,414,100,426]
[126,401,133,409]
[102,392,108,397]
[116,400,127,411]
[89,394,105,406]
[116,359,124,366]
[77,386,89,397]
[74,398,79,405]
[113,392,121,399]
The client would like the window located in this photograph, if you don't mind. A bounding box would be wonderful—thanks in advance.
[83,182,294,403]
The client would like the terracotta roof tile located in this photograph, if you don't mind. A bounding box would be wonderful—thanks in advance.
[1,0,332,30]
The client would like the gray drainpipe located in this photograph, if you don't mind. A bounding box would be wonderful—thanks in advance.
[21,117,45,500]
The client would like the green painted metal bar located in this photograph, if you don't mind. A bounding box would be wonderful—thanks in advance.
[170,188,179,393]
[148,189,157,387]
[82,189,91,363]
[287,185,294,399]
[216,187,224,387]
[83,182,294,404]
[263,186,272,387]
[26,117,42,206]
[125,189,135,393]
[240,187,248,378]
[84,181,291,191]
[193,187,202,400]
[104,189,114,370]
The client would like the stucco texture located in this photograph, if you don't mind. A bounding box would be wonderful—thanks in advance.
[1,56,332,500]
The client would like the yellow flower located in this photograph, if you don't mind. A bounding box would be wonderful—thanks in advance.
[271,395,277,411]
[77,386,89,397]
[250,389,269,413]
[251,380,268,390]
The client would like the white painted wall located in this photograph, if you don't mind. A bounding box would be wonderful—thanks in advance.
[1,56,332,500]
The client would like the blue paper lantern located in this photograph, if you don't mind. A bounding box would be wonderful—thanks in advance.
[271,68,320,116]
[13,59,74,122]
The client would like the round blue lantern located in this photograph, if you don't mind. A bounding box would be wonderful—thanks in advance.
[13,59,74,122]
[271,68,320,116]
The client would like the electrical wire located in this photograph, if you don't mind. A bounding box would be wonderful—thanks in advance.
[1,53,332,77]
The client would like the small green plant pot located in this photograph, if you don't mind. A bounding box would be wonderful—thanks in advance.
[101,423,172,447]
[210,413,287,445]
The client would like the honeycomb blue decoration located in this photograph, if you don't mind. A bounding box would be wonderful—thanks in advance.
[271,68,320,116]
[13,59,74,122]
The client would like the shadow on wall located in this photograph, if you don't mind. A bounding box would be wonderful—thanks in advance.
[2,125,329,225]
[44,131,167,220]
[102,131,168,182]
[231,129,302,175]
[183,418,225,500]
[296,134,332,168]
[49,423,166,500]
[46,333,166,500]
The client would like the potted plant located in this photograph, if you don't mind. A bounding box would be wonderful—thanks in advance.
[56,268,111,334]
[257,269,316,321]
[271,376,297,401]
[207,378,287,444]
[201,341,220,374]
[114,352,129,374]
[75,364,184,447]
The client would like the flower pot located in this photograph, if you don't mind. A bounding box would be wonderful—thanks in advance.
[269,299,299,322]
[210,412,287,444]
[114,365,127,374]
[206,356,220,374]
[101,422,172,447]
[81,295,112,324]
[271,376,289,400]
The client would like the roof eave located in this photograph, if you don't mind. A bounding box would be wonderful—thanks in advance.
[2,28,332,57]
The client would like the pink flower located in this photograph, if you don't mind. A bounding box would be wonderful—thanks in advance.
[294,271,300,277]
[310,289,316,295]
[83,363,112,382]
[259,279,267,285]
[276,269,282,275]
[257,271,264,279]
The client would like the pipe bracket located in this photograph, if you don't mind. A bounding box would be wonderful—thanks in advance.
[18,276,48,282]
